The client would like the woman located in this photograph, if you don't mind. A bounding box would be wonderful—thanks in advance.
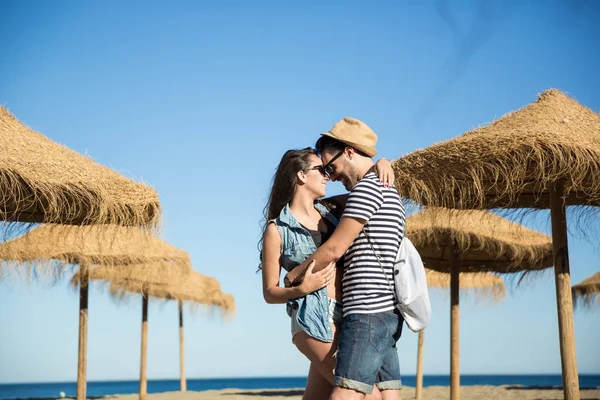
[260,148,394,400]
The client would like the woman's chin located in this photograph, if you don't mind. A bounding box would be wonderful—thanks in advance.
[313,189,327,199]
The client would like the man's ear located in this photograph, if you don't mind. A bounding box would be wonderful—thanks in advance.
[344,146,354,160]
[297,170,307,184]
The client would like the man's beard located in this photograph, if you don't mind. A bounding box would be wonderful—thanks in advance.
[343,163,358,190]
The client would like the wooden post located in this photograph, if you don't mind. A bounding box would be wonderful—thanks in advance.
[549,181,580,400]
[450,248,460,400]
[76,262,89,400]
[415,330,424,400]
[179,300,187,392]
[139,293,149,400]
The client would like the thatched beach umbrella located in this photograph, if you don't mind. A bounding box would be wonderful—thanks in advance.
[414,270,505,400]
[1,106,162,400]
[0,224,189,400]
[572,271,600,309]
[114,272,235,398]
[0,106,160,229]
[393,89,600,399]
[405,208,553,400]
[74,268,234,400]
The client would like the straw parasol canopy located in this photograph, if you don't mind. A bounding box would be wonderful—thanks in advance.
[392,89,600,210]
[406,207,554,274]
[70,261,191,288]
[109,271,236,315]
[0,106,160,229]
[572,271,600,309]
[0,224,191,281]
[71,265,234,314]
[426,269,506,301]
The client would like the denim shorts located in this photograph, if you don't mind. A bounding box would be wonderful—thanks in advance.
[291,297,342,342]
[333,310,404,394]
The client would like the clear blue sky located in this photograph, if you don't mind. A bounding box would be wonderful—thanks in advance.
[1,0,599,384]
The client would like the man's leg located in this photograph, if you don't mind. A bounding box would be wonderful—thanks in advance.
[330,386,367,400]
[330,313,391,400]
[376,346,402,400]
[380,389,401,400]
[375,312,404,400]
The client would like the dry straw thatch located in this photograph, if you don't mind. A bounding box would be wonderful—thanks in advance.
[392,89,600,210]
[72,264,235,315]
[0,106,160,229]
[0,224,190,281]
[70,261,192,289]
[425,269,506,301]
[109,270,236,315]
[572,271,600,309]
[406,208,554,274]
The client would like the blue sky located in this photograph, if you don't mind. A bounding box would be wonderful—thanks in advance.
[1,0,599,384]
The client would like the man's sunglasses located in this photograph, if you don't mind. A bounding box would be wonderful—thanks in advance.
[322,150,344,176]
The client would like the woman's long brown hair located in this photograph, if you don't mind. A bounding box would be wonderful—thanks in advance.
[257,147,317,269]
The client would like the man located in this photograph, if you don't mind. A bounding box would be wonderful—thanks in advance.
[286,117,406,400]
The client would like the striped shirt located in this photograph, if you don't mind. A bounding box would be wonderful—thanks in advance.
[341,171,405,316]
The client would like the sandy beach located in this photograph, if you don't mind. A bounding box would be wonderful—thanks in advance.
[111,386,600,400]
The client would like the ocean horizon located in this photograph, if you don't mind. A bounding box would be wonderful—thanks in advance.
[1,375,599,400]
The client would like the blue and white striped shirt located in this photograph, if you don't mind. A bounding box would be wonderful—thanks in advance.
[341,171,405,316]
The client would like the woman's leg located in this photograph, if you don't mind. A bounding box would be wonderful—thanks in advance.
[294,324,383,400]
[302,363,333,400]
[293,323,338,384]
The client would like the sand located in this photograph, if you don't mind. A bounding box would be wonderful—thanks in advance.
[110,386,600,400]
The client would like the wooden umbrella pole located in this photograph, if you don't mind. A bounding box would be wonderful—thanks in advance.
[179,300,187,392]
[450,248,460,400]
[415,329,424,400]
[139,293,149,400]
[76,262,89,400]
[549,181,580,400]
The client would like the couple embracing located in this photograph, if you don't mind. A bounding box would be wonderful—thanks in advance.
[260,117,405,400]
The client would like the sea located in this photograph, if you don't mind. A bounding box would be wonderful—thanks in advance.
[1,375,599,399]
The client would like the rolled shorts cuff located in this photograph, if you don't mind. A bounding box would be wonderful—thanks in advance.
[333,376,374,395]
[376,379,402,390]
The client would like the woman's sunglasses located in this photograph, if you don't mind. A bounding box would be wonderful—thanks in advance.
[308,165,329,177]
[307,150,344,178]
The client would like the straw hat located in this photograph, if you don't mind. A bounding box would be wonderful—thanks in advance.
[321,117,378,157]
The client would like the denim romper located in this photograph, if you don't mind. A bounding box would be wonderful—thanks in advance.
[269,202,342,343]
